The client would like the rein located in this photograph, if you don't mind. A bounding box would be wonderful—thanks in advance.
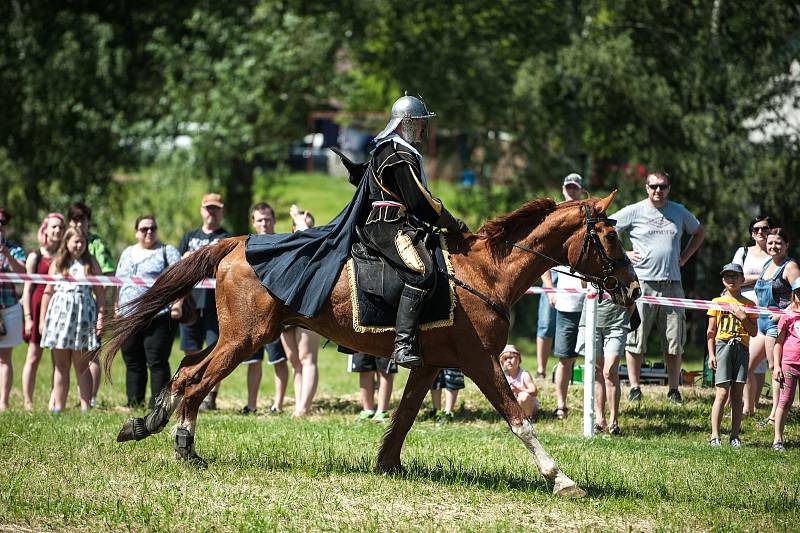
[441,205,629,322]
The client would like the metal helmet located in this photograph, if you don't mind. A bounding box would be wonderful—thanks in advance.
[374,94,436,143]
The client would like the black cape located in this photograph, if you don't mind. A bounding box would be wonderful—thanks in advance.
[245,177,369,318]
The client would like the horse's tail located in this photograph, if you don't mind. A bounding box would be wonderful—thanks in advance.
[100,237,241,380]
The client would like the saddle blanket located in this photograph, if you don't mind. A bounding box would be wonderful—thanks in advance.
[347,234,456,333]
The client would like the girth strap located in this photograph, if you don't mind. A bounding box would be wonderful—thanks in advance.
[437,266,510,323]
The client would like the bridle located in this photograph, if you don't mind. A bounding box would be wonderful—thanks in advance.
[508,204,631,294]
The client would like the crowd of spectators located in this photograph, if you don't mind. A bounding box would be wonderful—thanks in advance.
[0,173,797,449]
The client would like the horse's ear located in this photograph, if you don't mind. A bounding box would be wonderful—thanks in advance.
[594,190,618,214]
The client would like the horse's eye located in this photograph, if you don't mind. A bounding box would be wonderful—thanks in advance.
[606,232,618,242]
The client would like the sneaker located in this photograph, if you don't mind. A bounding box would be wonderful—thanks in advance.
[90,396,97,409]
[667,389,683,405]
[356,409,375,421]
[200,397,217,411]
[730,437,741,449]
[239,406,257,415]
[628,387,642,402]
[371,410,391,422]
[422,408,438,420]
[708,437,721,447]
[436,410,455,424]
[535,371,547,380]
[608,423,622,437]
[266,405,282,415]
[772,441,786,452]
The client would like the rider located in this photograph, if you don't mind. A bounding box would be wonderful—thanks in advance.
[360,94,468,369]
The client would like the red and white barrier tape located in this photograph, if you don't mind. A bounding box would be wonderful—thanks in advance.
[525,286,797,316]
[0,272,215,289]
[0,272,793,315]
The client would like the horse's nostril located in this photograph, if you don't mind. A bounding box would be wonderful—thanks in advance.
[632,288,641,300]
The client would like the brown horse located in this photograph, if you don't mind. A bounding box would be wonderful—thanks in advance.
[101,191,639,498]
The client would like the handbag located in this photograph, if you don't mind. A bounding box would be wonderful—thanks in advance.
[163,245,197,325]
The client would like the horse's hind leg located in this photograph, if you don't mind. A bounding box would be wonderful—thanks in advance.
[461,353,586,498]
[377,365,439,473]
[116,344,217,443]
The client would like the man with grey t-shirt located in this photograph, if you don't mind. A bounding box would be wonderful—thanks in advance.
[613,171,704,404]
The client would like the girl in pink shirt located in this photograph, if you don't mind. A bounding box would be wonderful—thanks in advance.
[772,279,800,451]
[500,345,539,419]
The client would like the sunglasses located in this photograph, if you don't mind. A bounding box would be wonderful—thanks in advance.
[752,226,771,233]
[647,184,670,191]
[137,225,158,233]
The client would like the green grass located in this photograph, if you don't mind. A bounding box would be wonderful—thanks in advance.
[1,339,799,531]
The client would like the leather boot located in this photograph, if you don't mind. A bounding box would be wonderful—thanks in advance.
[392,284,427,368]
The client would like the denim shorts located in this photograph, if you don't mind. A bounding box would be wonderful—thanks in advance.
[553,310,582,359]
[536,294,557,338]
[757,315,778,338]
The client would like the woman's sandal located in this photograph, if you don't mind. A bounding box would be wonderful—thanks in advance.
[554,407,568,420]
[756,417,775,429]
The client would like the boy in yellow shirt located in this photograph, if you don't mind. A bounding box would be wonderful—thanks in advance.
[706,263,757,448]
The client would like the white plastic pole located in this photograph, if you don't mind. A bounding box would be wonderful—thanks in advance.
[583,285,599,438]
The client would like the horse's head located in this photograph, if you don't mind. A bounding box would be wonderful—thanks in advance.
[569,191,640,307]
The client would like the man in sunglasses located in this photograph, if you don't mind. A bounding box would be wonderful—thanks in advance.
[613,172,705,405]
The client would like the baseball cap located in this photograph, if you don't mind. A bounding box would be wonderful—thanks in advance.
[501,344,520,355]
[720,263,744,276]
[563,173,583,188]
[201,193,224,208]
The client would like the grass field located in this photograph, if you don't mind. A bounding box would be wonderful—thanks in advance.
[1,338,799,532]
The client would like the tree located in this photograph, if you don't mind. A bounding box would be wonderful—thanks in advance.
[147,0,344,233]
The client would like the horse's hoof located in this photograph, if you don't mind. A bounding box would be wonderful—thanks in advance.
[117,419,135,442]
[116,417,150,442]
[175,451,208,470]
[553,478,587,498]
[377,461,405,475]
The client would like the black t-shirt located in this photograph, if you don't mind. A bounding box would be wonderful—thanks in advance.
[178,227,232,310]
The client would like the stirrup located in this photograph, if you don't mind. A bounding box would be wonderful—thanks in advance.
[393,352,423,369]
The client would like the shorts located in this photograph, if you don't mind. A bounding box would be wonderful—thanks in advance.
[536,293,557,338]
[757,315,778,337]
[553,310,581,359]
[432,368,465,390]
[0,303,23,348]
[714,340,748,385]
[626,280,686,356]
[347,352,397,374]
[242,339,286,365]
[179,307,219,352]
[576,326,628,360]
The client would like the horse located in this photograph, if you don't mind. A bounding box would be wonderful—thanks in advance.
[100,191,639,498]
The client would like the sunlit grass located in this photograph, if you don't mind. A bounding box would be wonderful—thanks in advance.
[1,340,798,531]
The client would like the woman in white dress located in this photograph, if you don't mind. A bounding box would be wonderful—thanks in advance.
[40,227,105,413]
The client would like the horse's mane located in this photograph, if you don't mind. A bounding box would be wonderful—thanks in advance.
[478,198,588,260]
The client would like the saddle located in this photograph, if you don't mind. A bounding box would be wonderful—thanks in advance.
[348,227,456,333]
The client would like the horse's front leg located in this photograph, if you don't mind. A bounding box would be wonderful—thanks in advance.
[461,353,586,498]
[377,364,440,473]
[173,339,249,469]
